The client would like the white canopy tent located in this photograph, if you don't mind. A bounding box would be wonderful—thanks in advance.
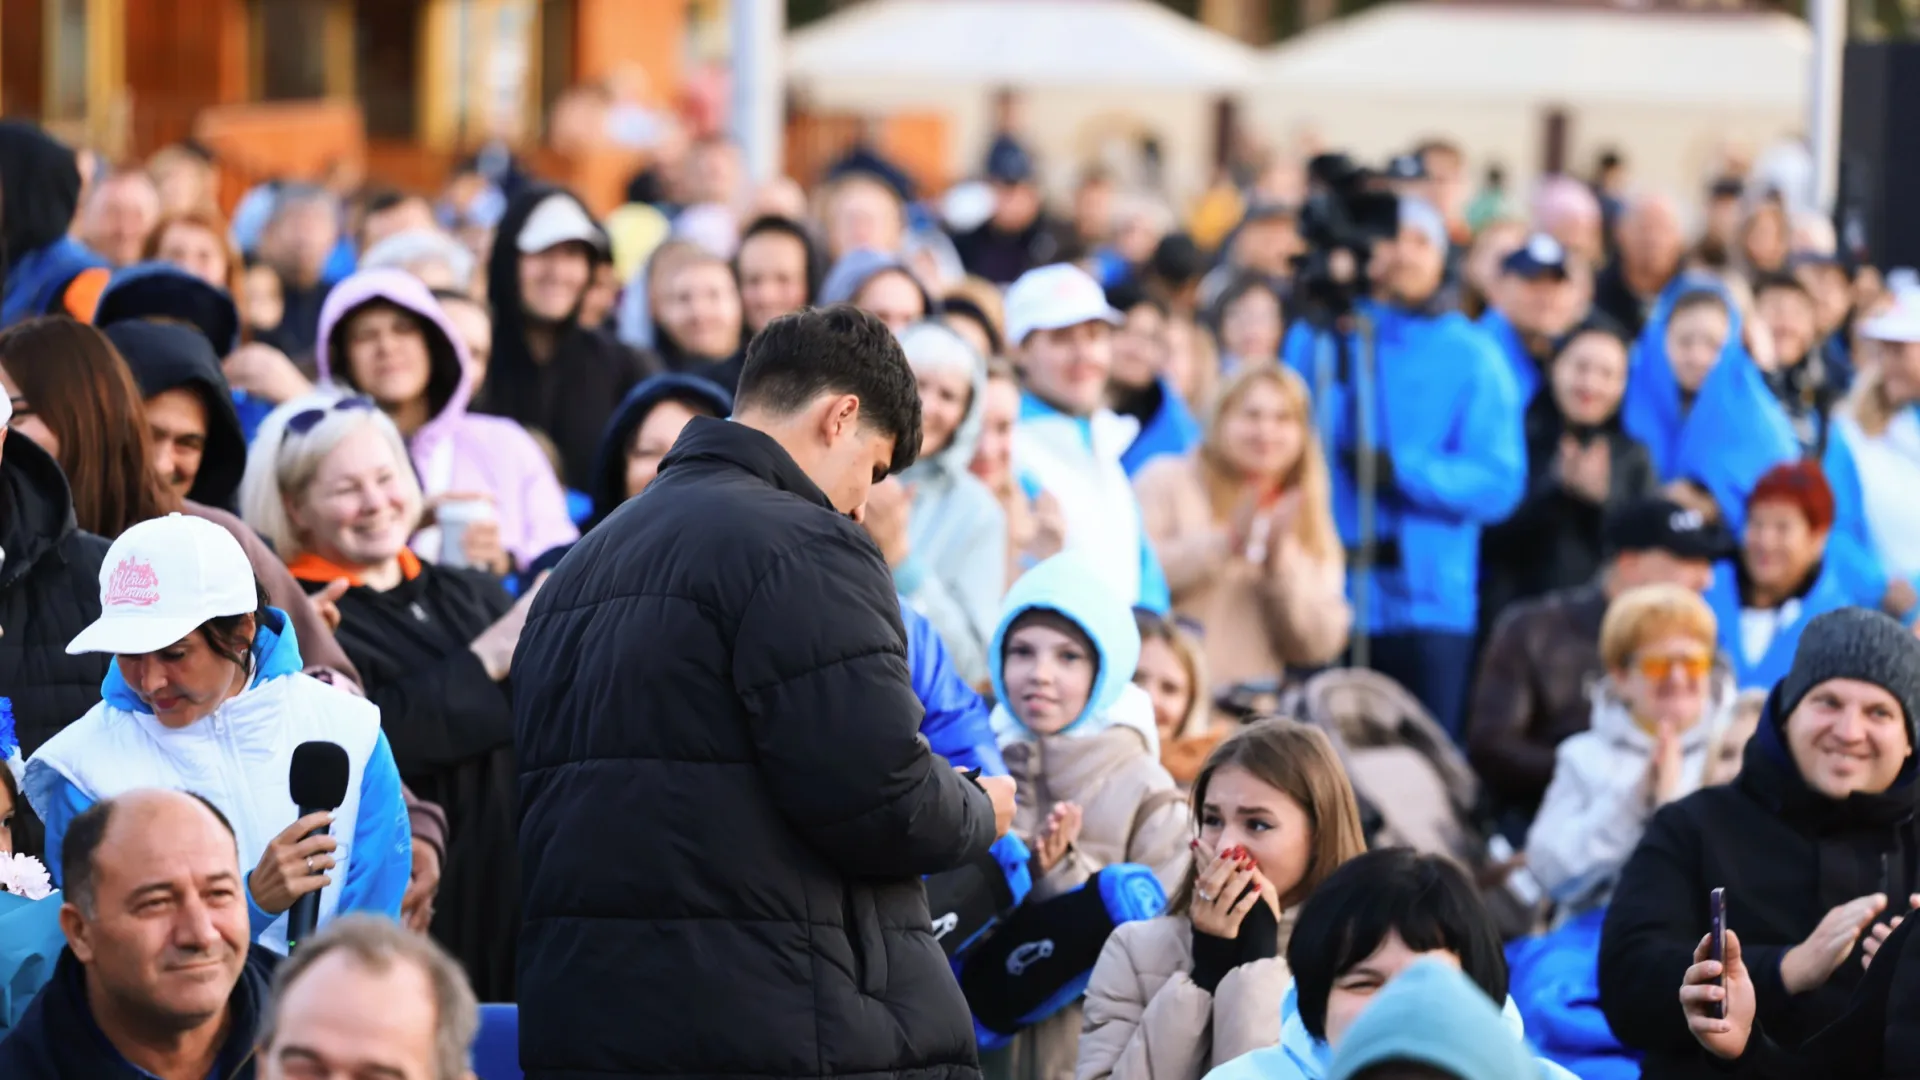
[1249,4,1812,203]
[785,0,1260,200]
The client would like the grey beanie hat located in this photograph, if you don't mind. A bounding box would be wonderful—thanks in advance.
[1777,607,1920,734]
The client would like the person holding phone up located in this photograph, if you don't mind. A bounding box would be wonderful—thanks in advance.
[1600,607,1920,1080]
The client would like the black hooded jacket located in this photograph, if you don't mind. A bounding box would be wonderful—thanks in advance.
[474,186,657,491]
[513,417,997,1079]
[106,321,248,509]
[0,431,110,763]
[0,122,83,274]
[1478,389,1657,633]
[585,372,734,527]
[1600,687,1920,1080]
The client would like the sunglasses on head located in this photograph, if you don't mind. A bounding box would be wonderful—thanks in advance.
[1635,652,1712,683]
[286,396,376,436]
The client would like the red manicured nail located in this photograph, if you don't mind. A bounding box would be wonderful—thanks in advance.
[1189,839,1201,851]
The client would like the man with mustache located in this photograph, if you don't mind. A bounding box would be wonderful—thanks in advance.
[0,788,275,1079]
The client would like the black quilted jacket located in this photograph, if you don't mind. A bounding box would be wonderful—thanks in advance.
[512,417,996,1080]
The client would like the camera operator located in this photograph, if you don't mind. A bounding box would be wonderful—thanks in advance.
[1284,194,1526,738]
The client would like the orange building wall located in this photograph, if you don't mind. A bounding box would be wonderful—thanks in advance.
[124,0,250,157]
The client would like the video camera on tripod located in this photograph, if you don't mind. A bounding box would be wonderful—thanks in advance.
[1292,153,1403,327]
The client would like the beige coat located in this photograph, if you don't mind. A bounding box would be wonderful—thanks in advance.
[1132,455,1349,691]
[1077,913,1296,1080]
[996,689,1194,1080]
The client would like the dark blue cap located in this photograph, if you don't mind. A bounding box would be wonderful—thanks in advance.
[1502,233,1570,280]
[985,135,1035,184]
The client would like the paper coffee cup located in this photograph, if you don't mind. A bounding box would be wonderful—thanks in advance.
[435,498,495,568]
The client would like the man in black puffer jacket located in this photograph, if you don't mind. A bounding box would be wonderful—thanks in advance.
[514,305,1016,1080]
[1601,607,1920,1080]
[1,425,109,758]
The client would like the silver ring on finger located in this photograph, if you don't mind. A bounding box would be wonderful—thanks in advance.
[1197,888,1216,902]
[305,855,315,875]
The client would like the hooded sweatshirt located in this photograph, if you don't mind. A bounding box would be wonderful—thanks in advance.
[820,248,937,313]
[0,122,106,326]
[586,372,735,527]
[476,186,658,491]
[23,609,411,954]
[1202,980,1578,1080]
[990,552,1189,899]
[897,322,1006,688]
[317,267,578,568]
[621,242,749,392]
[1525,673,1735,915]
[93,262,241,355]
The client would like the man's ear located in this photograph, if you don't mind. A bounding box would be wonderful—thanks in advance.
[820,394,861,442]
[61,902,94,963]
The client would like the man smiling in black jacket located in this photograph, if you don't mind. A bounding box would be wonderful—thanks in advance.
[513,304,1016,1080]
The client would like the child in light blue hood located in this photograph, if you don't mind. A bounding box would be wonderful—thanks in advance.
[1205,850,1577,1080]
[988,552,1191,1080]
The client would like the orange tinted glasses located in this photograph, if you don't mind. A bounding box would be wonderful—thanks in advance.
[1636,653,1712,683]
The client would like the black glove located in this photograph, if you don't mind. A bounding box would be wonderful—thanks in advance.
[1340,445,1397,491]
[1189,894,1281,994]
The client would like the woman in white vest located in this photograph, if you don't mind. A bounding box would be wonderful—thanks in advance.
[22,513,410,954]
[1824,278,1920,618]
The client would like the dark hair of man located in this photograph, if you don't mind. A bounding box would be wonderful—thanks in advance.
[200,580,274,669]
[735,304,923,477]
[1669,288,1730,324]
[1753,272,1815,307]
[1286,848,1509,1041]
[64,791,237,916]
[1350,1063,1461,1080]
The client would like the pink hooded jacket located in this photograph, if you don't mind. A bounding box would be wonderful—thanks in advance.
[316,268,577,568]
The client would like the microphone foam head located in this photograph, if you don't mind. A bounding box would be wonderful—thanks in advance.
[289,741,351,809]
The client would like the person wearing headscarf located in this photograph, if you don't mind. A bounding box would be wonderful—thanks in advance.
[475,186,658,491]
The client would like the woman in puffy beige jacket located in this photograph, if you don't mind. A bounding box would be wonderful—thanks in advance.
[1076,720,1369,1080]
[1132,366,1350,695]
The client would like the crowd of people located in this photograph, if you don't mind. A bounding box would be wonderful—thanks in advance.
[1,83,1920,1080]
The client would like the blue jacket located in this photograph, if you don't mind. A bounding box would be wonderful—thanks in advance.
[1119,376,1205,479]
[1668,351,1798,537]
[1478,307,1546,405]
[1284,303,1526,634]
[30,612,409,940]
[0,237,105,327]
[906,598,1006,777]
[1620,275,1737,478]
[1505,908,1642,1080]
[1703,558,1853,691]
[989,551,1144,736]
[1822,410,1920,614]
[903,599,1033,914]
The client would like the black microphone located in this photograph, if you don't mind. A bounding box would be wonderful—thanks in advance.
[286,740,350,951]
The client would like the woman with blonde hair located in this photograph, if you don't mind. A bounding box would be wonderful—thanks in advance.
[1078,719,1370,1079]
[1133,365,1350,695]
[1134,608,1229,787]
[1525,583,1734,916]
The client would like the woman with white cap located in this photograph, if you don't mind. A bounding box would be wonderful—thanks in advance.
[1823,276,1920,618]
[20,513,410,954]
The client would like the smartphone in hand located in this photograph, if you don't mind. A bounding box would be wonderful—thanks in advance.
[1710,887,1728,1020]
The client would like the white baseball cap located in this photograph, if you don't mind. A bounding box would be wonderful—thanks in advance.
[1004,263,1122,346]
[516,193,606,256]
[66,513,258,656]
[1863,269,1920,344]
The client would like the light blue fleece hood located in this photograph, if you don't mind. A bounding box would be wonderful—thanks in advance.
[988,551,1143,742]
[101,608,303,713]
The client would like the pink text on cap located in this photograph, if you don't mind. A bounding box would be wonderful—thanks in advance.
[104,556,161,608]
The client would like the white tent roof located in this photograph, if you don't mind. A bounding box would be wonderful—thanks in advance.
[786,0,1260,92]
[1259,4,1810,108]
